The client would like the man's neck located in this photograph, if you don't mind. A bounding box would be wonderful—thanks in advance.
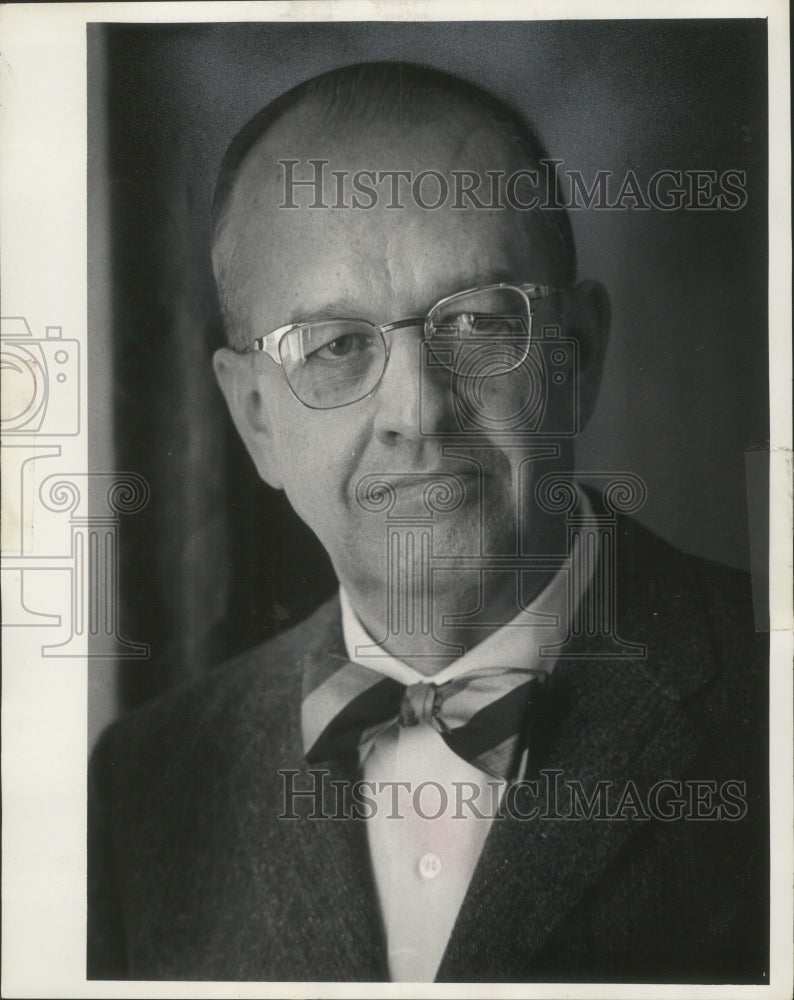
[342,560,566,676]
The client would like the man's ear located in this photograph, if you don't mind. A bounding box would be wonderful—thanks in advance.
[564,279,611,433]
[212,347,284,489]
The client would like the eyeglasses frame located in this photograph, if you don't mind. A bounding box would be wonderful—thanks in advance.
[238,282,562,409]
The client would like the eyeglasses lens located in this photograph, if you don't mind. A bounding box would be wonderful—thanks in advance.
[426,287,530,379]
[279,320,386,408]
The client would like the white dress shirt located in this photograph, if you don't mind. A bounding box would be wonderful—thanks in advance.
[339,500,595,982]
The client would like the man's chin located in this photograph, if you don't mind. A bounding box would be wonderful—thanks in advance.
[337,511,518,585]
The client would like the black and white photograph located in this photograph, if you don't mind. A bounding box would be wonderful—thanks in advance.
[1,3,791,996]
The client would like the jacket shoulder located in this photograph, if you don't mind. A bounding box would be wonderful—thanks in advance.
[92,594,342,780]
[617,515,760,646]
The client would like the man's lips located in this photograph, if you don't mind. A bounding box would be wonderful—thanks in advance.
[369,471,486,505]
[374,467,490,481]
[382,471,487,494]
[392,471,484,482]
[352,468,494,511]
[355,470,491,493]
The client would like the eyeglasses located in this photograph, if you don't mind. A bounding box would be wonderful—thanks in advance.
[238,282,561,410]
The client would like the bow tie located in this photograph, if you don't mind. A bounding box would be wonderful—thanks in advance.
[301,654,548,781]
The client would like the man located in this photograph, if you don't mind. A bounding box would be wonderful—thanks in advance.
[88,62,768,983]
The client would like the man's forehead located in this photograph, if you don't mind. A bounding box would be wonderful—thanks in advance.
[227,212,535,333]
[217,97,558,328]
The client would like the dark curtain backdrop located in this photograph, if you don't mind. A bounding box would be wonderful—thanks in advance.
[91,20,768,715]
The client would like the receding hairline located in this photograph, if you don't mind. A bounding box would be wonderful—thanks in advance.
[213,64,539,223]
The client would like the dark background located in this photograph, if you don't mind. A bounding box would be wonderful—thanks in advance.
[88,20,768,716]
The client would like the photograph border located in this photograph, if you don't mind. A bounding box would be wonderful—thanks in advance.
[1,2,791,997]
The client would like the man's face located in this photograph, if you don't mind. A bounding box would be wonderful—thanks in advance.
[214,103,605,635]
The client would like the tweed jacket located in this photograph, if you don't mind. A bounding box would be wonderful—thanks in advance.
[88,515,769,983]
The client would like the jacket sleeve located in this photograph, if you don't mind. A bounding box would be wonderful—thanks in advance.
[87,725,128,979]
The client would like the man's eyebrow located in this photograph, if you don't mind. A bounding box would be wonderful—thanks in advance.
[430,265,518,304]
[285,299,363,325]
[456,265,516,289]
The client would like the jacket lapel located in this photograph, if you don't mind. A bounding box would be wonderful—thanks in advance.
[437,519,721,980]
[196,598,388,981]
[258,600,388,981]
[256,753,388,980]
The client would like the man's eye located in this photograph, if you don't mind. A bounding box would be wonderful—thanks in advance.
[434,313,476,338]
[433,313,524,338]
[312,332,374,360]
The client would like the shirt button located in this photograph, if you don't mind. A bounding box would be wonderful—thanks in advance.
[418,852,442,880]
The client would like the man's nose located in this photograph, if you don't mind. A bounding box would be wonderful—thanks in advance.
[372,329,451,445]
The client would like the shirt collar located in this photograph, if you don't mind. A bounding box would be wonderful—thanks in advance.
[340,492,595,685]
